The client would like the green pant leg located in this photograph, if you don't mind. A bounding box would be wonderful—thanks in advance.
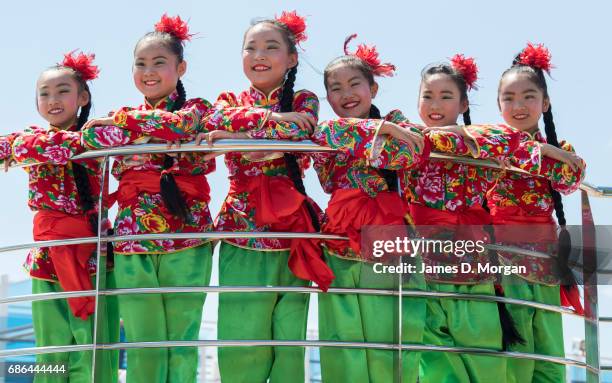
[442,283,506,383]
[114,254,168,382]
[94,271,120,383]
[358,259,425,383]
[532,285,565,383]
[217,242,282,383]
[419,282,470,383]
[269,248,310,383]
[318,253,370,383]
[32,279,93,383]
[502,274,536,383]
[159,244,213,383]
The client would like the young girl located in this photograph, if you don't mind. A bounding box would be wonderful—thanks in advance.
[0,52,118,382]
[489,43,585,383]
[81,15,216,383]
[310,34,429,383]
[405,55,523,383]
[195,11,329,383]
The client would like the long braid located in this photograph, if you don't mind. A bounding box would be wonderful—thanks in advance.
[160,79,190,221]
[543,106,575,288]
[370,104,398,192]
[72,83,97,233]
[280,64,320,231]
[462,107,472,126]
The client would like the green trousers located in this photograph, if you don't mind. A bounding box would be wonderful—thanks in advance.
[114,243,212,383]
[502,274,565,383]
[419,282,505,383]
[318,252,426,383]
[32,275,119,383]
[217,242,310,383]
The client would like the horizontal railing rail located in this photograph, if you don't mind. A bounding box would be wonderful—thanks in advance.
[0,339,598,374]
[4,139,608,196]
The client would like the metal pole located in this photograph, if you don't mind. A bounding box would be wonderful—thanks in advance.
[91,156,109,383]
[581,190,600,382]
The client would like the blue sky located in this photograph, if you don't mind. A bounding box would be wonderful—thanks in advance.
[0,0,610,361]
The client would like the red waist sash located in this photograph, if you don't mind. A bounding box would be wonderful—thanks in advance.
[33,210,96,320]
[230,175,334,291]
[322,188,407,261]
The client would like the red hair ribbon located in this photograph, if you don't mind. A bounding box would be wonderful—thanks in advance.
[275,10,307,44]
[61,51,99,81]
[451,53,478,90]
[343,34,396,77]
[519,43,553,73]
[155,14,194,44]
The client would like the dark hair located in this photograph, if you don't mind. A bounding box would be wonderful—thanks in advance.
[323,55,374,90]
[367,104,398,192]
[500,56,574,287]
[136,29,191,221]
[136,30,185,62]
[421,63,471,125]
[244,19,299,55]
[159,80,190,221]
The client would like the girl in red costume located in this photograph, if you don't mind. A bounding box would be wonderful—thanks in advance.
[489,43,585,383]
[196,10,330,383]
[0,52,118,383]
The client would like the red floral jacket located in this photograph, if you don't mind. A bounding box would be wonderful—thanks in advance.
[0,125,101,281]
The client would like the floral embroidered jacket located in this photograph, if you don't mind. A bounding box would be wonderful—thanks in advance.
[486,129,585,284]
[206,86,321,250]
[81,92,218,254]
[0,125,101,281]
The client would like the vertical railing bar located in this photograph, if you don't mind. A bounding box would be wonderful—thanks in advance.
[581,190,600,383]
[90,155,109,383]
[396,176,404,383]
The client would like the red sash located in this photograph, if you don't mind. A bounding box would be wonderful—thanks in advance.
[33,210,96,320]
[409,203,492,226]
[493,207,583,315]
[322,188,407,259]
[230,175,334,291]
[110,170,211,207]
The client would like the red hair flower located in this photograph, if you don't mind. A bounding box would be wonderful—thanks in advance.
[275,10,307,44]
[155,14,193,44]
[519,43,553,73]
[344,34,395,77]
[451,54,478,90]
[61,51,99,81]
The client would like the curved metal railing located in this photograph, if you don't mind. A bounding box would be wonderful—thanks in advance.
[1,140,609,382]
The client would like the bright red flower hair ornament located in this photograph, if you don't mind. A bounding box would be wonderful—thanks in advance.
[519,43,553,73]
[275,10,307,45]
[155,13,194,44]
[450,54,478,90]
[343,34,396,77]
[61,51,99,81]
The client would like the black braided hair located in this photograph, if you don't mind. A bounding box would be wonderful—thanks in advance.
[279,64,320,231]
[501,57,575,287]
[543,106,575,287]
[369,104,398,192]
[159,79,190,221]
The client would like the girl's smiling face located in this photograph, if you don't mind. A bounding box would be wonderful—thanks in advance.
[418,73,468,127]
[133,38,186,106]
[36,69,89,129]
[498,71,549,132]
[242,23,297,95]
[325,65,377,119]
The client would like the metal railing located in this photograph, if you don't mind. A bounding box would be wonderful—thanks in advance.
[1,139,609,382]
